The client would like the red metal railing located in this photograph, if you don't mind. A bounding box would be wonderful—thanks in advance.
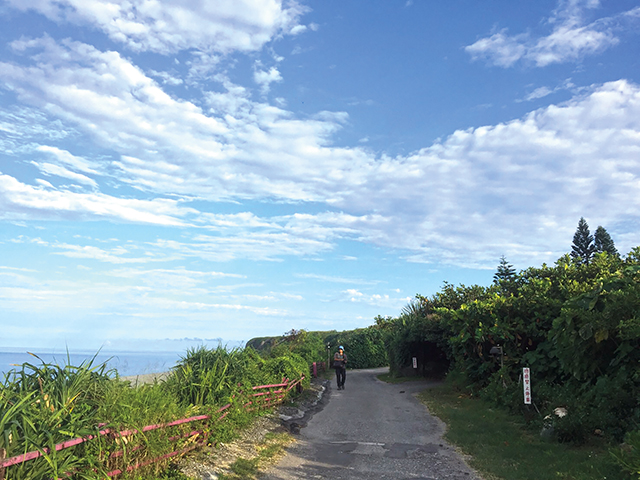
[0,375,304,479]
[311,361,326,377]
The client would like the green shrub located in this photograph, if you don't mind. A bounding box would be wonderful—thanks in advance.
[382,248,640,447]
[612,430,640,479]
[262,353,310,389]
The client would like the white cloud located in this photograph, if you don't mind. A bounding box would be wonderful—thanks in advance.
[465,30,527,67]
[0,107,76,156]
[136,297,287,316]
[0,37,354,202]
[341,289,411,308]
[112,267,245,280]
[465,1,632,67]
[296,273,378,285]
[1,36,639,269]
[10,236,178,264]
[36,145,101,175]
[107,267,246,291]
[148,69,183,86]
[0,265,283,327]
[253,66,283,94]
[4,0,308,55]
[53,243,147,263]
[519,79,577,102]
[0,278,139,314]
[165,231,334,262]
[0,173,193,225]
[289,25,307,35]
[530,25,617,66]
[30,161,98,188]
[524,86,554,101]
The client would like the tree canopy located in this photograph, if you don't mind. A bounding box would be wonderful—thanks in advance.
[493,255,517,295]
[594,225,618,257]
[493,255,516,283]
[571,217,596,265]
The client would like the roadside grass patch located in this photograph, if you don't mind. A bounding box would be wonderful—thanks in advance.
[418,382,628,480]
[218,431,294,479]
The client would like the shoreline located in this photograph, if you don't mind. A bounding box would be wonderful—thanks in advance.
[120,371,171,385]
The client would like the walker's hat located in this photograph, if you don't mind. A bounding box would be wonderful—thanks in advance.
[339,345,344,350]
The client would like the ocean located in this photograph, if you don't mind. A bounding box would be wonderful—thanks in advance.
[0,348,185,380]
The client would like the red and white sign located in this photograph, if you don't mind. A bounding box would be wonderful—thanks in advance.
[412,357,417,369]
[523,367,532,404]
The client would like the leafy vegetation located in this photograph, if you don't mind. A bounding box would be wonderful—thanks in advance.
[0,346,309,480]
[247,326,388,370]
[378,241,640,477]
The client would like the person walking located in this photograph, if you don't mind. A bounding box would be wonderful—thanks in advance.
[333,345,347,390]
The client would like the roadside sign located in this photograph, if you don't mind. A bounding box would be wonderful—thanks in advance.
[412,357,417,369]
[523,367,531,404]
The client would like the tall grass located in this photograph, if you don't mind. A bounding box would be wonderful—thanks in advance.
[164,346,258,406]
[1,353,115,479]
[0,347,309,480]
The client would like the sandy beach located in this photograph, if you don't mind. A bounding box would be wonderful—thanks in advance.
[120,371,171,385]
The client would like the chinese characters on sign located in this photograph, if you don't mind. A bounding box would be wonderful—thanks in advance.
[412,357,417,369]
[523,367,531,404]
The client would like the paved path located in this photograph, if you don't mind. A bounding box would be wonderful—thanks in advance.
[261,368,483,480]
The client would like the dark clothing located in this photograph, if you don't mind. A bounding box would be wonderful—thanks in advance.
[335,365,346,389]
[333,351,347,367]
[334,351,347,389]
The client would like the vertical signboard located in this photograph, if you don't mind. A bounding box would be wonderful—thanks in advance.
[523,367,531,404]
[412,357,417,369]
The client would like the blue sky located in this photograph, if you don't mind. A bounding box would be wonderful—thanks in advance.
[1,0,639,352]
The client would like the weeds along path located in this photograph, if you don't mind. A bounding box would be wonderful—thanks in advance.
[260,367,483,480]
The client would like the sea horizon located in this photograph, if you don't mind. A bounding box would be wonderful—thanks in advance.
[0,348,187,379]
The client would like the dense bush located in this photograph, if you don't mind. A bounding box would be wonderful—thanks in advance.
[262,352,311,389]
[383,249,640,454]
[327,327,388,369]
[249,326,389,370]
[268,329,327,366]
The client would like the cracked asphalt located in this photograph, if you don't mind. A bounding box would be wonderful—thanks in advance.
[260,367,484,480]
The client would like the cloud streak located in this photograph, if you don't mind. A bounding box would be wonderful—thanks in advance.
[0,173,193,225]
[465,1,637,67]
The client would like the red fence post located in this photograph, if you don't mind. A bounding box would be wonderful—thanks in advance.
[1,448,6,480]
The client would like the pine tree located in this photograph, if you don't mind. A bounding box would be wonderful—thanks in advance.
[493,255,517,295]
[493,255,516,284]
[571,217,596,265]
[594,226,618,257]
